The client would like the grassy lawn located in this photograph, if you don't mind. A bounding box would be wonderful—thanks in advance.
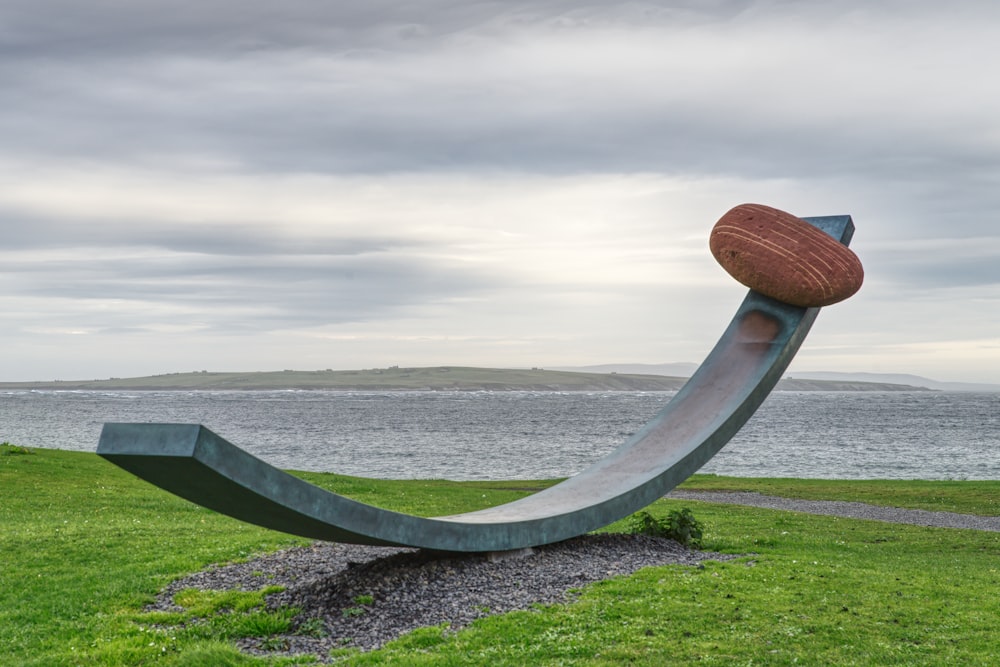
[2,444,999,665]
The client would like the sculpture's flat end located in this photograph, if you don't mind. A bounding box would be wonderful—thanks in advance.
[98,423,203,458]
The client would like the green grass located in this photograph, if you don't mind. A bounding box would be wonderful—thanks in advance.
[3,446,1000,665]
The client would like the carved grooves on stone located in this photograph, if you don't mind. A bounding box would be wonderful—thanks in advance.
[710,203,863,307]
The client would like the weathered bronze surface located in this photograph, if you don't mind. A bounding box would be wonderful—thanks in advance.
[98,215,854,552]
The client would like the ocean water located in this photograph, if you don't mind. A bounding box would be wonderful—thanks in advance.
[2,390,998,480]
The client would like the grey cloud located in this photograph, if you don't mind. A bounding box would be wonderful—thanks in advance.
[0,210,417,256]
[1,1,761,58]
[6,249,494,331]
[4,51,992,197]
[864,244,1000,291]
[1,209,487,331]
[2,0,995,190]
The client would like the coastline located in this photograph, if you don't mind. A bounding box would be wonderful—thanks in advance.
[0,366,933,392]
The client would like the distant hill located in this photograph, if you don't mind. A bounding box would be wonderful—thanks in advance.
[553,362,700,377]
[0,367,684,391]
[557,364,1000,392]
[789,371,1000,393]
[0,366,931,392]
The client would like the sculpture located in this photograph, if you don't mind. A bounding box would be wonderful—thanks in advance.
[98,208,859,552]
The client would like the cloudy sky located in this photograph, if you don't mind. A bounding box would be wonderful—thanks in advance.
[2,0,999,383]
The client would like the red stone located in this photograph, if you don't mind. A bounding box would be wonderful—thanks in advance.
[709,204,863,307]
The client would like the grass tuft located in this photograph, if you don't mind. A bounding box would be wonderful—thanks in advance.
[1,442,32,455]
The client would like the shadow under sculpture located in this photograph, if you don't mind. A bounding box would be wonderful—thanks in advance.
[98,215,854,553]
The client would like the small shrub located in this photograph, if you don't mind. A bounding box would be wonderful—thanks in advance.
[257,636,289,651]
[1,443,31,456]
[342,593,374,617]
[625,508,703,547]
[228,609,294,637]
[295,617,328,638]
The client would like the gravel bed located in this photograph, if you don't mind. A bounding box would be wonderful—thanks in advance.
[150,533,727,662]
[667,490,1000,532]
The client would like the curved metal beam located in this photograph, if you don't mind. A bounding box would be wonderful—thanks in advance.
[98,215,854,552]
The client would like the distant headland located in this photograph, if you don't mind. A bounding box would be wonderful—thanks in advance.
[0,366,933,392]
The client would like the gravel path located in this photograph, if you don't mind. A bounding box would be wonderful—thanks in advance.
[666,490,1000,532]
[149,493,1000,662]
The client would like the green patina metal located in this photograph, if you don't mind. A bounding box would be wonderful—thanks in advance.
[98,215,854,552]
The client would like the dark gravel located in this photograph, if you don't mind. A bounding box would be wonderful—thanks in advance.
[150,533,726,662]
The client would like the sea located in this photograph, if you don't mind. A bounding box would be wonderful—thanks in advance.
[2,390,999,481]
